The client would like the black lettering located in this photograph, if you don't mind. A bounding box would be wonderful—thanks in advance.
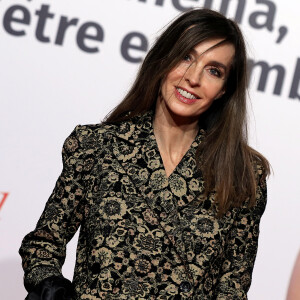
[289,58,300,100]
[172,0,195,12]
[137,0,165,5]
[55,16,79,45]
[77,22,104,53]
[35,5,54,43]
[3,5,30,36]
[203,0,213,9]
[276,26,288,44]
[121,32,148,63]
[220,0,246,24]
[248,59,285,95]
[249,0,276,31]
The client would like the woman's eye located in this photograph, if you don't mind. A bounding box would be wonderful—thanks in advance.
[208,67,222,78]
[183,54,192,61]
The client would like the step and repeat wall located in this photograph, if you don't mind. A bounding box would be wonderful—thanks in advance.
[1,1,299,299]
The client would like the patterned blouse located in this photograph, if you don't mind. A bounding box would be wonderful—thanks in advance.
[19,110,267,299]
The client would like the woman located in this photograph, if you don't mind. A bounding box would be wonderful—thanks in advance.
[20,8,270,299]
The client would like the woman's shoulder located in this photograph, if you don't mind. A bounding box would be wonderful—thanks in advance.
[76,121,120,133]
[63,122,121,155]
[72,122,122,139]
[65,111,152,151]
[246,145,270,179]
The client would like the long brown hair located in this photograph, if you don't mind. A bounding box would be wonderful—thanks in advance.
[104,8,270,216]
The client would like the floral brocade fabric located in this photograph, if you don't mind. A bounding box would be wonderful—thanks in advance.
[19,111,267,300]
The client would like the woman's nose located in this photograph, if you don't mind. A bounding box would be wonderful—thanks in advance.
[184,62,202,87]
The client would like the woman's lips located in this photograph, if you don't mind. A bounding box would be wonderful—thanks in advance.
[174,87,199,104]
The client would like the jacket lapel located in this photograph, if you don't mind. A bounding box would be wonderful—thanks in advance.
[110,110,206,259]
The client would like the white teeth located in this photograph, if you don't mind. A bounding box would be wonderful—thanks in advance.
[177,88,197,99]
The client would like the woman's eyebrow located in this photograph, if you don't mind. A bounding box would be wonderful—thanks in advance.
[190,48,228,70]
[208,61,227,71]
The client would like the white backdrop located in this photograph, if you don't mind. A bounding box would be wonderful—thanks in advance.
[1,1,299,299]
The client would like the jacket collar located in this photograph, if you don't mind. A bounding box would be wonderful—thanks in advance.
[111,109,205,146]
[107,110,154,145]
[109,109,206,208]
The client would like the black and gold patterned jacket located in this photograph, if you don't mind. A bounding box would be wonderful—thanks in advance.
[19,111,267,299]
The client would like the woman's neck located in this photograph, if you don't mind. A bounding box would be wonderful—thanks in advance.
[153,98,199,172]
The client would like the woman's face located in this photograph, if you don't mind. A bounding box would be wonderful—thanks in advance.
[158,38,235,121]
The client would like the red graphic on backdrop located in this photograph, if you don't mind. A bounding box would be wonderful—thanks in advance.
[0,192,9,211]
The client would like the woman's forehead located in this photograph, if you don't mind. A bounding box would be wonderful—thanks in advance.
[191,39,235,65]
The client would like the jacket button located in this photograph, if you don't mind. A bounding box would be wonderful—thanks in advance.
[179,281,192,292]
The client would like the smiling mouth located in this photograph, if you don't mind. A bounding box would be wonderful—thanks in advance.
[176,87,200,100]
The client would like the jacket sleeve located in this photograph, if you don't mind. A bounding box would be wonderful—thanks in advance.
[215,168,268,300]
[19,125,89,292]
